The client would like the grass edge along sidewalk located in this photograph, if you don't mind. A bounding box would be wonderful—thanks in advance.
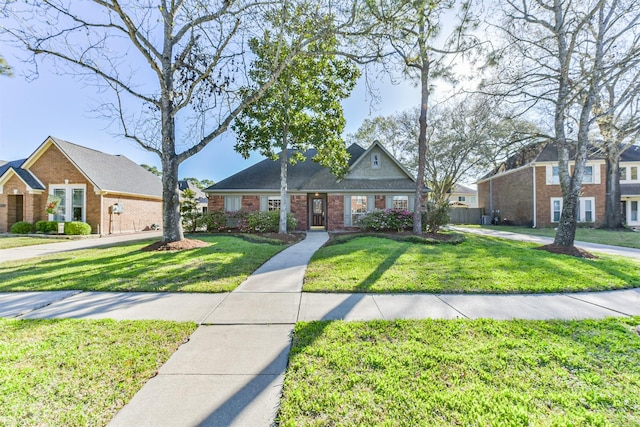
[0,318,196,427]
[304,234,640,293]
[277,317,640,426]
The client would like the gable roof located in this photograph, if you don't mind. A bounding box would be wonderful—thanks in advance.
[622,144,640,161]
[205,142,418,193]
[178,180,208,204]
[0,159,46,191]
[448,184,476,194]
[22,136,162,198]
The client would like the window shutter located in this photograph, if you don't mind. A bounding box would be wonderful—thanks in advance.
[260,196,267,212]
[287,196,291,213]
[385,196,393,209]
[409,196,415,211]
[344,196,351,226]
[367,196,374,212]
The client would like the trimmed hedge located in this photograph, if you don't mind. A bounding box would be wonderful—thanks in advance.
[64,221,91,235]
[357,209,413,232]
[10,221,34,234]
[200,210,297,233]
[36,220,59,233]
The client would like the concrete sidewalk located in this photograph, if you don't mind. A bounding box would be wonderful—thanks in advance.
[1,230,640,426]
[451,226,640,259]
[0,231,162,263]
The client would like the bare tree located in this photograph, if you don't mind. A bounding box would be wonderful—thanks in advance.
[362,0,480,235]
[2,0,356,243]
[488,0,638,248]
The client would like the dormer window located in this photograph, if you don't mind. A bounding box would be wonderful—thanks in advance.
[371,153,380,169]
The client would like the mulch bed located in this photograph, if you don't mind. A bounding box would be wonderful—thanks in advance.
[141,238,210,252]
[536,244,598,259]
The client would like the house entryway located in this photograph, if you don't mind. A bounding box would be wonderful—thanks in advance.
[7,194,24,230]
[309,193,327,230]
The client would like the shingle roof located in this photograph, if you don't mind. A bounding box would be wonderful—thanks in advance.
[50,137,162,198]
[205,143,417,193]
[622,145,640,161]
[449,184,476,194]
[0,159,45,190]
[622,184,640,196]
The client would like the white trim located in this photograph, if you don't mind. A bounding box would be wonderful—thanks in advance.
[550,196,596,223]
[49,184,87,222]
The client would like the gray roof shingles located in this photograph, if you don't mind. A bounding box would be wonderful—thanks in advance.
[206,144,416,193]
[621,184,640,196]
[51,137,162,198]
[0,159,45,190]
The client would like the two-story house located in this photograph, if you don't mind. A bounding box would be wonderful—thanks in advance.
[477,143,640,228]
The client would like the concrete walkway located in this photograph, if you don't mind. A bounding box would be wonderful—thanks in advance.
[1,230,640,426]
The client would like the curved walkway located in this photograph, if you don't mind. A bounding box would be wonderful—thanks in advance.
[1,231,639,426]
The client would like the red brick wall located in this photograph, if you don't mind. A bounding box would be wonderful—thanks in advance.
[208,195,224,211]
[290,195,308,230]
[479,167,535,226]
[375,195,386,209]
[327,195,345,231]
[535,164,606,227]
[102,194,162,235]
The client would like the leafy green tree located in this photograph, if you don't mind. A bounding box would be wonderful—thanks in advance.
[233,29,359,233]
[181,177,215,190]
[140,164,162,177]
[180,188,200,233]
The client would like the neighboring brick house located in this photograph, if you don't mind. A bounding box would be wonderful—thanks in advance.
[204,142,421,231]
[178,180,208,213]
[447,184,478,208]
[0,136,163,234]
[477,143,640,228]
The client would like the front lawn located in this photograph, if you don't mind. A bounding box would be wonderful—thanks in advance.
[0,318,196,427]
[0,235,286,292]
[0,236,65,250]
[278,317,640,426]
[462,225,640,249]
[304,235,640,293]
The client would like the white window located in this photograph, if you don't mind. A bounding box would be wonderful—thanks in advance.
[371,153,380,169]
[50,185,86,222]
[631,167,638,181]
[631,201,638,222]
[268,196,281,211]
[352,196,368,224]
[550,197,596,223]
[469,196,477,204]
[620,167,627,180]
[551,166,560,184]
[393,195,409,210]
[224,196,241,212]
[582,166,593,184]
[458,196,466,202]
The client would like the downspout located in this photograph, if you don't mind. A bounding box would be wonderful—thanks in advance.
[489,178,494,214]
[532,165,537,228]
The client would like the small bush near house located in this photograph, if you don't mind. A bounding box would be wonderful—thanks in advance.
[10,221,34,234]
[357,209,413,232]
[35,220,59,233]
[201,210,228,232]
[241,211,297,233]
[422,201,450,233]
[64,221,91,235]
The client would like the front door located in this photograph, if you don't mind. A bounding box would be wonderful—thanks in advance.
[8,195,24,228]
[310,195,326,228]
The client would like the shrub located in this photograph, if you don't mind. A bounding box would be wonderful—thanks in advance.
[201,210,226,232]
[241,211,297,233]
[422,201,450,234]
[357,209,413,232]
[10,221,34,234]
[36,220,59,233]
[64,221,91,235]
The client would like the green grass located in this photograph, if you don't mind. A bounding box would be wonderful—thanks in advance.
[304,235,640,293]
[0,318,196,427]
[0,235,286,292]
[461,224,640,249]
[0,236,65,250]
[278,317,640,426]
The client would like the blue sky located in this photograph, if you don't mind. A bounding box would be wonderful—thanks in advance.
[0,57,421,183]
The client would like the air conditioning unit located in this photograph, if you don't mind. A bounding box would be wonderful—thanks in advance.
[111,203,124,214]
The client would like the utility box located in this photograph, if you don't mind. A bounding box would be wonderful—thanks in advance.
[57,222,65,234]
[111,203,124,214]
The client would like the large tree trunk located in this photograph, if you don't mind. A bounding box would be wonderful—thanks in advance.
[161,155,184,243]
[279,137,289,234]
[602,146,624,229]
[413,20,429,235]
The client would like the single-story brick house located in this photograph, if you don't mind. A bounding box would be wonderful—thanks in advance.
[477,142,640,228]
[0,136,163,234]
[204,141,422,231]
